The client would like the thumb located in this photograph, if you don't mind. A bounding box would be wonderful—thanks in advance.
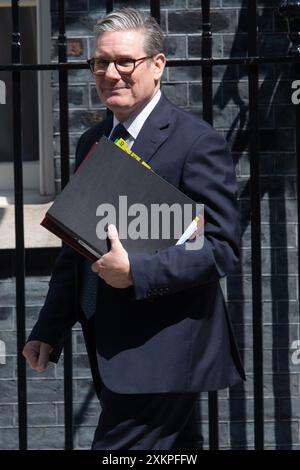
[37,343,52,372]
[107,224,122,250]
[23,342,39,369]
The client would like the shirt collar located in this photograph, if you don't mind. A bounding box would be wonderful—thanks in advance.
[112,89,161,140]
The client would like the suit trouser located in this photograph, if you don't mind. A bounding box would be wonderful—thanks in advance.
[91,384,203,450]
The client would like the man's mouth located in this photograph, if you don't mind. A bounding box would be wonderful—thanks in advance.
[103,86,130,92]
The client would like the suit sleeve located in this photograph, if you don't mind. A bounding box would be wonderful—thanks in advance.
[128,129,240,301]
[27,244,78,359]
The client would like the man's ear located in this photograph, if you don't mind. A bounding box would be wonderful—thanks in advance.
[153,53,166,80]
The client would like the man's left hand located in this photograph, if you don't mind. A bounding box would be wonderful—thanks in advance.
[92,224,133,288]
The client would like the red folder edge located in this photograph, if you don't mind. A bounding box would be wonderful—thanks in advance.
[40,216,98,262]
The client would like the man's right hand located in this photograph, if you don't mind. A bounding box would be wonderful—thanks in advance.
[22,341,53,373]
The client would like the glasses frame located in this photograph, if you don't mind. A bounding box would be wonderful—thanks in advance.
[87,56,153,75]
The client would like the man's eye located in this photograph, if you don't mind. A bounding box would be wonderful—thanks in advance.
[117,59,133,67]
[95,60,109,68]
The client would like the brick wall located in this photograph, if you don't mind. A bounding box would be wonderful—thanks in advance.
[1,0,299,449]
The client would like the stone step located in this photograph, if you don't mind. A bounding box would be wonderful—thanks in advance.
[0,191,61,249]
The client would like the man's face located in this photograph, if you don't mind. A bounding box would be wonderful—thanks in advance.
[93,29,166,121]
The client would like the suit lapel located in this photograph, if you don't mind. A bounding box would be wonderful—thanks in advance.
[131,93,173,165]
[102,115,113,138]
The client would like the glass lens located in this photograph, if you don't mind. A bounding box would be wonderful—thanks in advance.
[116,58,134,72]
[94,59,109,72]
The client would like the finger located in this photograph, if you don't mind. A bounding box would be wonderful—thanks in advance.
[37,343,51,372]
[91,261,99,272]
[92,258,104,273]
[24,347,39,369]
[189,217,205,240]
[107,224,122,250]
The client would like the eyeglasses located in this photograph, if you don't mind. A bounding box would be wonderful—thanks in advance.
[87,56,153,75]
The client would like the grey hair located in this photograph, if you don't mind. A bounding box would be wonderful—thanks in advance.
[94,8,164,56]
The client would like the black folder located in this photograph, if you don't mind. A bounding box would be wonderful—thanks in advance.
[41,136,202,261]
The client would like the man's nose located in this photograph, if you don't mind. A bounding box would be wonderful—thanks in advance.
[105,61,121,80]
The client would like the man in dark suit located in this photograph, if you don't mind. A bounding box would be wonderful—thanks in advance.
[23,7,245,450]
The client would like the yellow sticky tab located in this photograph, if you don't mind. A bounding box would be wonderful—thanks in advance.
[141,161,152,170]
[115,139,154,172]
[130,152,141,162]
[115,138,124,148]
[116,138,131,154]
[117,138,128,148]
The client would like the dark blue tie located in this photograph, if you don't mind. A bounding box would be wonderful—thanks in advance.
[79,123,129,320]
[109,122,129,143]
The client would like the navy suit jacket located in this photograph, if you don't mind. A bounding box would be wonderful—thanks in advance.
[29,93,245,394]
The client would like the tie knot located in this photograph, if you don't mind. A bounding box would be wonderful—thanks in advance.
[110,123,128,143]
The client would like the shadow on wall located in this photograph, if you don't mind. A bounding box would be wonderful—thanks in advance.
[213,0,294,449]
